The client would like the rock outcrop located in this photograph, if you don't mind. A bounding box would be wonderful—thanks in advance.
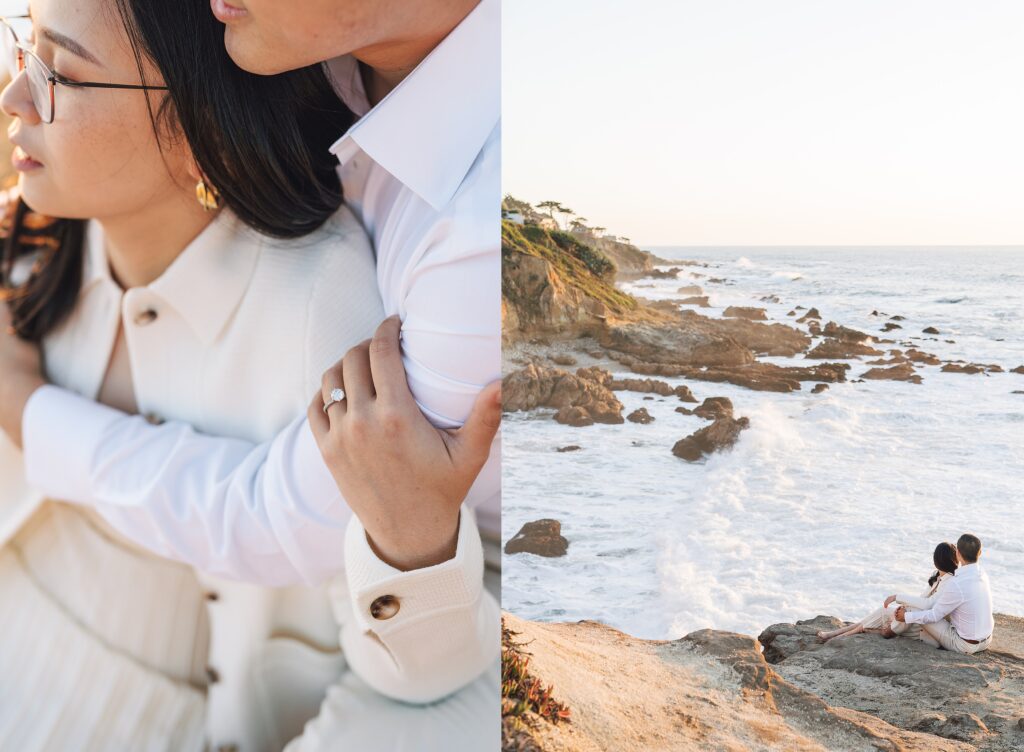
[759,614,1024,751]
[941,363,1004,375]
[806,339,884,359]
[677,295,710,307]
[625,407,654,424]
[504,520,569,558]
[723,305,768,320]
[672,414,750,461]
[618,360,849,393]
[691,396,734,420]
[502,365,624,426]
[861,363,923,384]
[502,613,978,752]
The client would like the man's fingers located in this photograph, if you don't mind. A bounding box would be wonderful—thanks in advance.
[367,315,416,408]
[451,380,501,467]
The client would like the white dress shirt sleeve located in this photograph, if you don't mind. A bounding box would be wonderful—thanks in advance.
[904,579,964,625]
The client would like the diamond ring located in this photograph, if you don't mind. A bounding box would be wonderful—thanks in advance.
[322,387,346,414]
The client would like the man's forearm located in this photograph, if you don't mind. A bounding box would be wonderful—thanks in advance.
[0,374,44,450]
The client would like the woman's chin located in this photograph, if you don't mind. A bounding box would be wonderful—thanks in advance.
[18,177,67,218]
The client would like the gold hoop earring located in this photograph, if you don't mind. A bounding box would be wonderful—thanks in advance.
[195,179,221,211]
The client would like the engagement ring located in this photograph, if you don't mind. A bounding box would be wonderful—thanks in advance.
[322,388,346,414]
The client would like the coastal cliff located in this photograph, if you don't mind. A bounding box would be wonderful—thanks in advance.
[502,613,1024,752]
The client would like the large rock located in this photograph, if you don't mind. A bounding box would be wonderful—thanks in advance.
[502,613,974,752]
[942,362,1004,375]
[621,360,849,393]
[605,376,675,396]
[601,309,810,366]
[906,348,942,365]
[626,407,654,424]
[691,396,734,420]
[758,614,1024,751]
[1010,365,1024,375]
[502,364,624,426]
[722,305,768,320]
[823,321,874,343]
[861,362,923,383]
[806,338,884,359]
[504,519,569,557]
[677,295,710,307]
[672,415,750,461]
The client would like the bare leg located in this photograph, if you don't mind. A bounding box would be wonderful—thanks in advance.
[818,622,864,642]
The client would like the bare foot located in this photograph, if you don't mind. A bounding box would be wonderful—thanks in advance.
[880,626,897,639]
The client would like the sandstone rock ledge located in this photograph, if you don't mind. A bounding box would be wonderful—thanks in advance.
[759,614,1024,751]
[503,612,984,752]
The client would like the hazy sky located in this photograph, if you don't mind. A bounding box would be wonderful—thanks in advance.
[503,1,1024,246]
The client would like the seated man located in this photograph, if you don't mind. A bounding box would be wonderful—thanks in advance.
[895,533,994,654]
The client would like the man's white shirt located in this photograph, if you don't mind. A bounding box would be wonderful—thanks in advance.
[21,0,500,586]
[904,562,995,641]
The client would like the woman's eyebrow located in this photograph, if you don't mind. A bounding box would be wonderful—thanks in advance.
[40,27,102,67]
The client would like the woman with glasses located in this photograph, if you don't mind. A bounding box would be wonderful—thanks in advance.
[0,0,393,749]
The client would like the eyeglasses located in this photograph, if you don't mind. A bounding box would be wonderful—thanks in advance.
[1,15,168,124]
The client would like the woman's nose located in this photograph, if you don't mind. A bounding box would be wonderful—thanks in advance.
[1,68,41,125]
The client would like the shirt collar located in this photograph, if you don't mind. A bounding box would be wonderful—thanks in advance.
[83,210,262,346]
[955,562,978,577]
[325,0,499,211]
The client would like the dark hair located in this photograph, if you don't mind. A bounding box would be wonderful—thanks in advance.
[957,533,982,564]
[928,542,959,586]
[1,0,354,341]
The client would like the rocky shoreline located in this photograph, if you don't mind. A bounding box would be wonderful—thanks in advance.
[502,612,1024,752]
[501,222,1023,558]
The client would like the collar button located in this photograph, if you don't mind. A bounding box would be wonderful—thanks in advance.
[133,309,158,327]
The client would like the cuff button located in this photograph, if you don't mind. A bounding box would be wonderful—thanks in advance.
[370,594,400,620]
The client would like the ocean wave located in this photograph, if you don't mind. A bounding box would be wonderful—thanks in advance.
[771,270,804,281]
[936,296,968,304]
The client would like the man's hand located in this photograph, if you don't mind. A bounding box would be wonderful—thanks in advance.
[307,315,501,572]
[884,595,897,608]
[0,303,46,449]
[894,606,907,623]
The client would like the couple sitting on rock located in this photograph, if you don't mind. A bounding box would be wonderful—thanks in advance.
[818,533,994,655]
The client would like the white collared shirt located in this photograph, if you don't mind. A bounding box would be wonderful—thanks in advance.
[21,0,501,585]
[904,562,995,641]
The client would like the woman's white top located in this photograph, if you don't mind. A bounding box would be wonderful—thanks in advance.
[0,206,497,751]
[896,571,951,610]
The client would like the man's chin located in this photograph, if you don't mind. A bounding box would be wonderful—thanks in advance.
[224,27,310,76]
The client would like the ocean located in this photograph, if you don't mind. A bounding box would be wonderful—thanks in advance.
[502,246,1024,639]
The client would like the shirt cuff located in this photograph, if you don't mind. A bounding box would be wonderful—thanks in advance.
[22,385,126,503]
[343,505,484,637]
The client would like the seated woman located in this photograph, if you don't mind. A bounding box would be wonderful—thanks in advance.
[817,542,958,643]
[0,0,495,750]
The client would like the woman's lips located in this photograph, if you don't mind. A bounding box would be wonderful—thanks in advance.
[210,0,249,22]
[11,145,43,172]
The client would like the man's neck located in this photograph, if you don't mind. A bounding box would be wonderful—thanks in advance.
[100,195,216,290]
[352,0,479,106]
